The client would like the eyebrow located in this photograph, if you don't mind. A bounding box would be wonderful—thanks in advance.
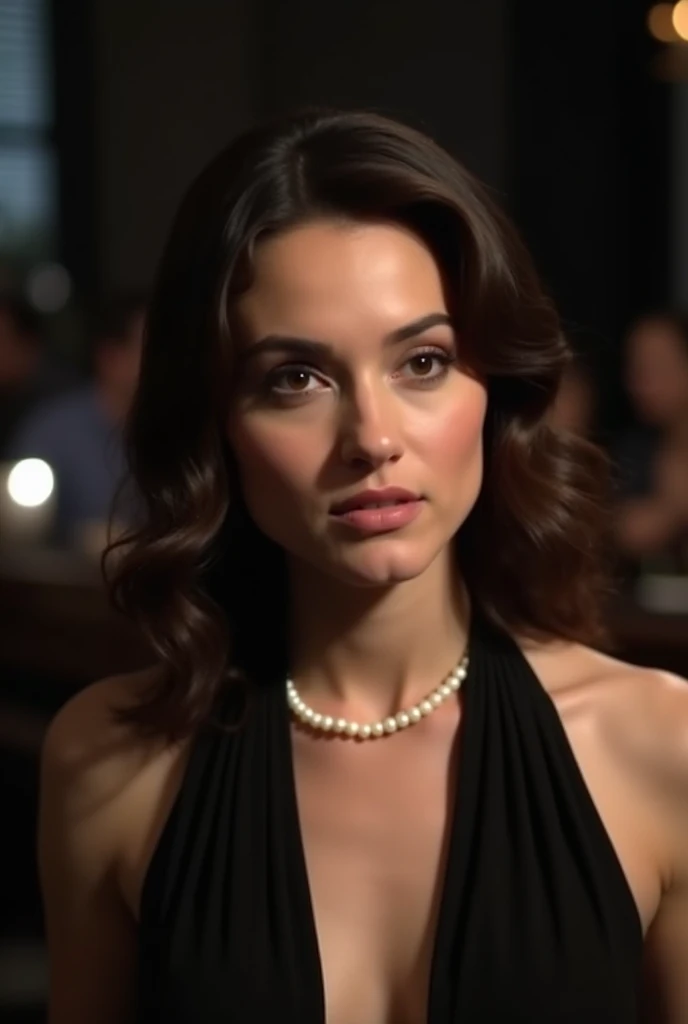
[240,312,454,361]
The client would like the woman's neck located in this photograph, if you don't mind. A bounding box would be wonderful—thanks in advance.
[286,554,469,720]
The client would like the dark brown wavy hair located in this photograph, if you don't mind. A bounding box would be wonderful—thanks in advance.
[105,109,612,741]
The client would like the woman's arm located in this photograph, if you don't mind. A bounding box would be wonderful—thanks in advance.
[640,674,688,1023]
[39,681,139,1024]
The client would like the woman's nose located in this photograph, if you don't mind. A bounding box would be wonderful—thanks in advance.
[337,386,403,469]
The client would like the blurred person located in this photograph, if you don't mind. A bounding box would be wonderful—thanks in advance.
[0,293,74,452]
[6,293,146,549]
[547,359,596,436]
[613,313,688,559]
[38,111,688,1023]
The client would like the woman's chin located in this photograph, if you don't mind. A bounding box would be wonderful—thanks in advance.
[328,545,443,589]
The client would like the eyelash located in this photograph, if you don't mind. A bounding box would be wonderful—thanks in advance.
[264,347,456,399]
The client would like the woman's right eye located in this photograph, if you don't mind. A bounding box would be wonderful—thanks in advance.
[266,366,328,396]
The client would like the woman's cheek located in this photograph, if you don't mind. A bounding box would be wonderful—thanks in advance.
[414,385,487,468]
[231,423,319,496]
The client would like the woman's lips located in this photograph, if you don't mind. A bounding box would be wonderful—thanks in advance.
[330,498,424,534]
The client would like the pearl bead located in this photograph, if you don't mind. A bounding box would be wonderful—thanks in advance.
[312,713,322,727]
[304,708,315,721]
[409,707,422,723]
[334,718,347,733]
[420,700,434,716]
[359,724,372,739]
[396,711,410,728]
[371,722,385,738]
[345,722,359,737]
[439,684,452,698]
[430,693,443,707]
[321,716,334,731]
[383,717,398,733]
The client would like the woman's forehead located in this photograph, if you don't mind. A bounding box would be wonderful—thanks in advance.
[234,219,450,344]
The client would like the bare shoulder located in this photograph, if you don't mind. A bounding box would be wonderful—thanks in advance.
[585,648,688,802]
[40,669,185,868]
[40,668,191,914]
[526,636,688,813]
[528,634,687,728]
[43,669,164,794]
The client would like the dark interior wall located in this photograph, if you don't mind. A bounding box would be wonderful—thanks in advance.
[671,83,688,309]
[508,0,671,425]
[92,0,259,293]
[261,0,509,194]
[89,0,509,297]
[509,2,620,347]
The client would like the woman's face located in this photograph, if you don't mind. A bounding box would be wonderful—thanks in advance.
[625,319,688,426]
[227,219,487,588]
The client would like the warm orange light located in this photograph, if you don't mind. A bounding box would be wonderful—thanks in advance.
[648,2,681,41]
[673,0,688,40]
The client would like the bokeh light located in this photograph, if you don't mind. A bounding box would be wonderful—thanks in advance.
[7,459,55,508]
[673,0,688,40]
[26,262,72,313]
[648,2,682,42]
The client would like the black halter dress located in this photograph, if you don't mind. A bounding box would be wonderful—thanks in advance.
[137,615,643,1021]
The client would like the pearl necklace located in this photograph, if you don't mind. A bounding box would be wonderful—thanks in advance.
[286,652,469,740]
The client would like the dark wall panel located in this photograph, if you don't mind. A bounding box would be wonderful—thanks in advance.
[262,0,509,193]
[93,0,259,292]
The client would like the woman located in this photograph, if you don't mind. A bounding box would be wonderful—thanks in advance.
[39,110,688,1023]
[614,314,688,564]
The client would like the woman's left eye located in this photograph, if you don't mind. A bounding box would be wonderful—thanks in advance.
[398,351,453,382]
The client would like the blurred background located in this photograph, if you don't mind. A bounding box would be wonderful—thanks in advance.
[1,0,688,1018]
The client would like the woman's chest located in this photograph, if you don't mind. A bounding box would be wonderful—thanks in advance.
[292,724,458,1024]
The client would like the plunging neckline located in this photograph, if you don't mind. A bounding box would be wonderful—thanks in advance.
[279,626,478,1024]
